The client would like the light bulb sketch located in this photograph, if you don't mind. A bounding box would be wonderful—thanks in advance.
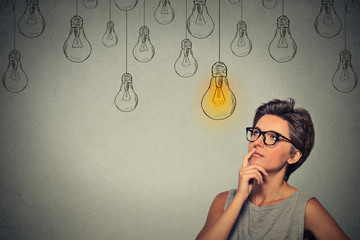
[102,21,118,48]
[0,0,14,14]
[230,21,252,57]
[228,0,241,4]
[133,26,155,63]
[63,15,92,63]
[114,0,138,11]
[154,0,175,25]
[314,0,342,38]
[18,0,46,38]
[346,0,360,15]
[174,39,198,78]
[187,0,215,39]
[201,62,236,120]
[115,73,138,112]
[2,50,28,93]
[268,15,296,63]
[262,0,277,9]
[332,50,358,93]
[83,0,98,9]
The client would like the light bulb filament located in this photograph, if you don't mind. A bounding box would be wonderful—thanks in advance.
[195,5,206,25]
[122,83,132,102]
[278,28,288,48]
[323,6,333,25]
[27,6,37,25]
[140,36,148,52]
[72,28,83,48]
[237,32,246,46]
[212,77,226,106]
[10,62,20,81]
[341,62,350,80]
[161,3,169,14]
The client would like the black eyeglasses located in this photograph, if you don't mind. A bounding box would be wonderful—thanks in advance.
[246,127,296,147]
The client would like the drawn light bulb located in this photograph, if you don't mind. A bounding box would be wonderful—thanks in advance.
[174,39,198,78]
[114,0,138,11]
[18,0,46,38]
[133,26,155,63]
[314,0,342,38]
[332,50,358,93]
[201,62,236,120]
[230,21,252,57]
[228,0,241,4]
[2,50,28,93]
[102,21,118,48]
[346,0,360,15]
[268,15,297,63]
[262,0,277,9]
[187,0,214,39]
[63,15,92,63]
[0,0,14,14]
[115,73,138,112]
[83,0,98,9]
[154,0,175,25]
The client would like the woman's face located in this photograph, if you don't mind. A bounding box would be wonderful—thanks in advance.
[248,114,295,172]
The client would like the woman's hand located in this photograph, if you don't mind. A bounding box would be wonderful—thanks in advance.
[237,148,268,200]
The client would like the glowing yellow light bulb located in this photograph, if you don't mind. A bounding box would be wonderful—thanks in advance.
[201,62,236,120]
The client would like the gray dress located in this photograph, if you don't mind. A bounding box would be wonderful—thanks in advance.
[224,189,313,240]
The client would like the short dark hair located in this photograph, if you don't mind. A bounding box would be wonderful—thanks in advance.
[252,99,315,181]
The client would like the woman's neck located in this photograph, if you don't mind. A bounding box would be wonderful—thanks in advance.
[249,173,297,207]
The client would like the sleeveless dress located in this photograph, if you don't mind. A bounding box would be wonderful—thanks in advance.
[224,189,313,240]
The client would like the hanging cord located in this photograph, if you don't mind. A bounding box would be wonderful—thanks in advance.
[13,0,16,50]
[143,0,145,26]
[218,0,221,62]
[185,0,187,39]
[282,0,284,15]
[109,0,112,21]
[344,0,347,50]
[240,0,243,21]
[126,10,128,73]
[76,0,78,15]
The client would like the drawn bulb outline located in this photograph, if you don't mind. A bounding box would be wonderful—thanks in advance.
[262,0,277,9]
[114,0,138,11]
[228,0,241,4]
[0,0,15,14]
[346,0,360,15]
[174,39,198,78]
[18,0,46,38]
[201,62,236,120]
[230,21,252,57]
[63,15,92,63]
[268,15,297,63]
[102,21,118,48]
[332,50,358,93]
[154,0,175,25]
[115,73,138,112]
[83,0,98,9]
[2,50,28,93]
[133,26,155,63]
[314,0,342,38]
[187,0,215,39]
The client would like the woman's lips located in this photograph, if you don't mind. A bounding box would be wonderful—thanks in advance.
[252,152,263,158]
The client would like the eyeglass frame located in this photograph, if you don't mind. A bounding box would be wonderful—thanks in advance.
[245,127,297,148]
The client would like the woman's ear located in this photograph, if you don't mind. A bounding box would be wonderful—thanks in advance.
[287,149,302,164]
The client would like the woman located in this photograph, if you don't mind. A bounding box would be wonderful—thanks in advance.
[195,99,349,240]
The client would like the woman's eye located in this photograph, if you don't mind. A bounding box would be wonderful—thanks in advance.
[253,130,260,136]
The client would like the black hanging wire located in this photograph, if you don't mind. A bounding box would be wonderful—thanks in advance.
[185,0,188,39]
[218,0,221,62]
[126,10,128,73]
[13,0,16,50]
[109,0,112,21]
[344,0,347,50]
[240,0,243,21]
[282,0,284,15]
[143,0,145,26]
[76,0,78,15]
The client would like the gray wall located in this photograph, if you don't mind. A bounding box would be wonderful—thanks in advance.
[0,0,359,239]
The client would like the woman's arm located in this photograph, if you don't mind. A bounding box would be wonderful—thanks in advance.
[305,198,350,240]
[195,149,268,240]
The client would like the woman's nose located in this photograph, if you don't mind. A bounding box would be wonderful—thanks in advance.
[253,134,265,147]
